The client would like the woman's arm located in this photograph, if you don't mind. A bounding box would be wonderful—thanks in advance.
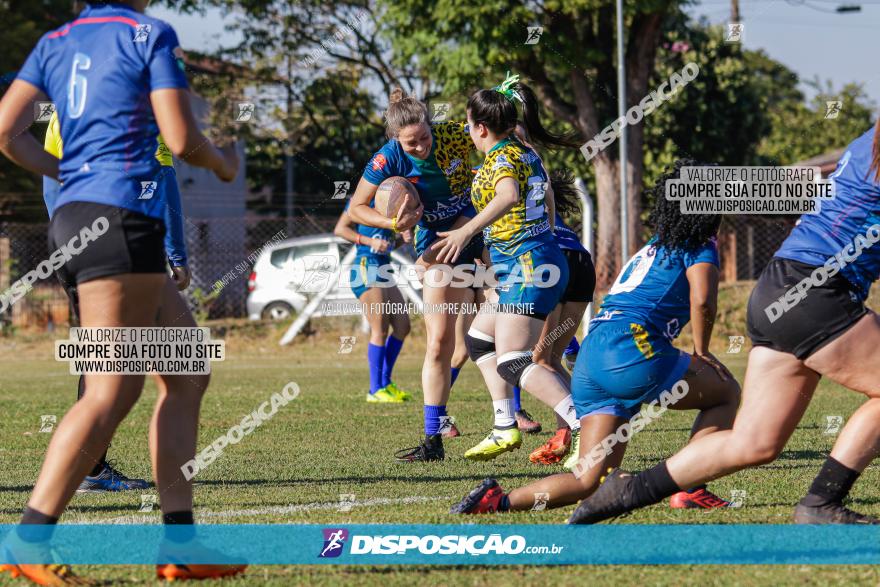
[686,262,731,380]
[0,80,59,179]
[150,88,238,182]
[432,177,519,263]
[348,176,423,235]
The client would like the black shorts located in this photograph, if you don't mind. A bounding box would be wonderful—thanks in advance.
[746,257,867,360]
[561,249,596,303]
[49,201,166,287]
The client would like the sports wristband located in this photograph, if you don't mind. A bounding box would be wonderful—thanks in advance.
[391,217,398,233]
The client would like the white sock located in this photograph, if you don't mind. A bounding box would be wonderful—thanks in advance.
[553,396,580,431]
[493,399,516,429]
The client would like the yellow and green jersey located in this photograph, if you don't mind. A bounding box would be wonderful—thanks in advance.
[471,138,553,257]
[44,111,173,167]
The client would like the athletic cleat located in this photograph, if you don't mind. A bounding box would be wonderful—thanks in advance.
[385,382,413,401]
[515,409,542,434]
[438,416,461,439]
[793,501,880,525]
[0,563,96,586]
[528,427,571,465]
[568,468,639,524]
[366,387,404,403]
[394,434,444,462]
[464,428,522,461]
[157,540,247,581]
[670,486,730,509]
[562,428,582,471]
[450,478,507,514]
[76,461,149,493]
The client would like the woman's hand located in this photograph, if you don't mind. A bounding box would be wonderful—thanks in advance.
[370,237,390,254]
[431,226,473,264]
[215,144,239,182]
[395,194,424,232]
[170,265,191,291]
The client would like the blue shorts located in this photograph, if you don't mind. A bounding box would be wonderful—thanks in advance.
[572,320,691,419]
[490,242,568,319]
[349,255,393,299]
[414,205,482,261]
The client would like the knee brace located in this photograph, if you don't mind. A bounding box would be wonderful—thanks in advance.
[496,351,533,387]
[465,329,496,363]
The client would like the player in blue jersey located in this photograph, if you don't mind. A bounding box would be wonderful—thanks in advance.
[43,112,190,492]
[432,75,586,462]
[451,159,740,515]
[348,88,484,462]
[0,2,243,583]
[571,130,880,525]
[334,203,413,403]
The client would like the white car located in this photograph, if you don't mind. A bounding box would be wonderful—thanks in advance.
[246,234,421,321]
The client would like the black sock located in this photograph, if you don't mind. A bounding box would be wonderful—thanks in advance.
[163,510,196,543]
[17,507,59,543]
[498,494,511,512]
[632,461,682,506]
[801,457,860,507]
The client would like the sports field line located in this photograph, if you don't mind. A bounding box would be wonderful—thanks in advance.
[67,495,449,525]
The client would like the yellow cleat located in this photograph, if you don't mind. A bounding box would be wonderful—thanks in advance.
[366,387,404,403]
[464,427,522,461]
[385,382,413,401]
[562,427,582,470]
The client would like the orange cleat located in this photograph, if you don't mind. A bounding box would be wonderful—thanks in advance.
[0,563,95,586]
[670,487,730,509]
[156,563,247,581]
[528,427,571,465]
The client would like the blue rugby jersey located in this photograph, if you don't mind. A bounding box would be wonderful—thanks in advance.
[17,3,188,219]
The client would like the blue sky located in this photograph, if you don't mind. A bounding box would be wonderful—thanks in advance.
[149,0,880,104]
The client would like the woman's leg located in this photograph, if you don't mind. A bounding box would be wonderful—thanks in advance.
[358,287,390,396]
[451,288,477,373]
[382,286,410,391]
[668,354,741,442]
[150,277,209,515]
[507,414,625,510]
[27,274,166,517]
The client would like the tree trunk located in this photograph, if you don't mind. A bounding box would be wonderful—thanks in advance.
[593,154,621,289]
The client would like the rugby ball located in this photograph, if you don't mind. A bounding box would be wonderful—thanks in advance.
[375,176,421,219]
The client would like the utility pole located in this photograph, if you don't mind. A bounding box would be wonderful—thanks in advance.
[731,0,741,22]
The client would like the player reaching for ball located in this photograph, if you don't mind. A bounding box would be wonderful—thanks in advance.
[348,88,484,462]
[334,203,413,403]
[432,74,584,462]
[451,159,740,515]
[570,125,880,526]
[0,1,243,583]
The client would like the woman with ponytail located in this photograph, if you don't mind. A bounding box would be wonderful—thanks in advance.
[348,88,481,461]
[432,73,584,462]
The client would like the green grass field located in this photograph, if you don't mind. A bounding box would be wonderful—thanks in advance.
[2,300,880,585]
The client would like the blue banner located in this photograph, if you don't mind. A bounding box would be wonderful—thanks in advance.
[1,524,878,565]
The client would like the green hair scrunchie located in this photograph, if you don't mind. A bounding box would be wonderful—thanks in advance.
[492,71,523,104]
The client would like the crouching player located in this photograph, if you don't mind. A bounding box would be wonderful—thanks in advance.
[570,125,880,525]
[451,160,739,514]
[335,204,412,403]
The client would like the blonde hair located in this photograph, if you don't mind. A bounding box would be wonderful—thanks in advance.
[384,87,428,139]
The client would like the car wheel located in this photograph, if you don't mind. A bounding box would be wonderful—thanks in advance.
[262,301,294,321]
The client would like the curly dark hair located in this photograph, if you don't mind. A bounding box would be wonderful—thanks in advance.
[645,158,721,252]
[548,169,580,216]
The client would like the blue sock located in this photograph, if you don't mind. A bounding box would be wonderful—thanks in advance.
[450,367,461,387]
[367,343,386,394]
[564,336,580,355]
[513,386,522,412]
[424,404,447,435]
[382,336,404,388]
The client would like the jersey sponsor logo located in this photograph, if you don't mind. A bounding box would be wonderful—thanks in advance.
[371,153,388,171]
[444,158,462,175]
[630,323,655,359]
[492,154,512,171]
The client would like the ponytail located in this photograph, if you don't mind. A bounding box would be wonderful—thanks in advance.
[515,83,580,150]
[549,169,580,215]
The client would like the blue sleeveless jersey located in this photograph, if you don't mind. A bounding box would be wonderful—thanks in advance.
[775,127,880,300]
[16,3,189,219]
